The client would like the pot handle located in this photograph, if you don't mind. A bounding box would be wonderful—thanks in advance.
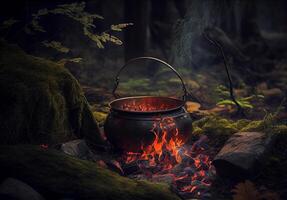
[112,56,188,101]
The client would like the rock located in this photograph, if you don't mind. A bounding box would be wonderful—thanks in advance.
[213,132,273,178]
[256,83,283,99]
[60,140,124,175]
[0,40,105,148]
[256,82,268,90]
[0,178,45,200]
[60,139,94,160]
[0,145,181,200]
[261,88,282,98]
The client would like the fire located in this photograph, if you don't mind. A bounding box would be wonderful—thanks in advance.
[125,117,184,168]
[123,117,214,199]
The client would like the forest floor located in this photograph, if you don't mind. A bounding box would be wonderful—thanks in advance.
[84,71,287,200]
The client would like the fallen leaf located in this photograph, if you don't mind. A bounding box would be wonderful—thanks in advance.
[232,180,259,200]
[185,101,201,113]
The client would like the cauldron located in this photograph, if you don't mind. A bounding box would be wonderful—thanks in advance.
[104,57,193,152]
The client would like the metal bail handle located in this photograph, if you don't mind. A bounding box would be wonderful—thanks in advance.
[112,56,188,101]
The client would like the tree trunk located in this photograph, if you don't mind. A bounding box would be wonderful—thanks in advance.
[124,0,149,61]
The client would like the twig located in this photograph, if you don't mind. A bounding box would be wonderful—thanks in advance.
[203,30,244,116]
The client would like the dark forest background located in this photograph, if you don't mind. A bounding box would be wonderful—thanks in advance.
[1,0,287,111]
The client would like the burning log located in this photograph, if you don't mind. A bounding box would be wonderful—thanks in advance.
[213,132,273,178]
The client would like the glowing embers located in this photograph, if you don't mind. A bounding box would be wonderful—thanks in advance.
[121,101,173,112]
[115,97,182,112]
[121,117,214,199]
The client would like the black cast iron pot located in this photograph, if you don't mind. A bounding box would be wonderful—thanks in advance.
[104,57,193,152]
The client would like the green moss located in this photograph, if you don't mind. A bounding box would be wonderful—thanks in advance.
[192,126,204,136]
[240,120,263,132]
[191,113,287,147]
[272,124,287,134]
[93,111,107,125]
[239,113,280,133]
[202,117,238,136]
[0,40,104,146]
[234,119,252,130]
[0,145,180,200]
[193,116,238,136]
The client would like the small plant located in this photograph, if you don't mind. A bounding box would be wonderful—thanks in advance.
[204,30,244,115]
[216,85,264,110]
[25,2,133,49]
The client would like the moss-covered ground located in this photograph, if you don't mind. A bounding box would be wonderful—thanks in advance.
[0,145,181,200]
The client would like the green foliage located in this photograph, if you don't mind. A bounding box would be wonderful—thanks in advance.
[217,99,254,109]
[42,40,70,53]
[215,85,264,109]
[57,57,83,65]
[83,30,123,48]
[1,18,19,29]
[111,23,134,31]
[25,2,132,49]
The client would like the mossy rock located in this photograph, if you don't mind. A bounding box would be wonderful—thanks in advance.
[0,40,104,146]
[192,114,287,147]
[0,145,180,200]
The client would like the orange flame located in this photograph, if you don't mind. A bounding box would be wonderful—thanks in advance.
[125,117,184,169]
[123,117,212,197]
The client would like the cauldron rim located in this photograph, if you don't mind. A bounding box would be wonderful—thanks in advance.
[109,96,185,114]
